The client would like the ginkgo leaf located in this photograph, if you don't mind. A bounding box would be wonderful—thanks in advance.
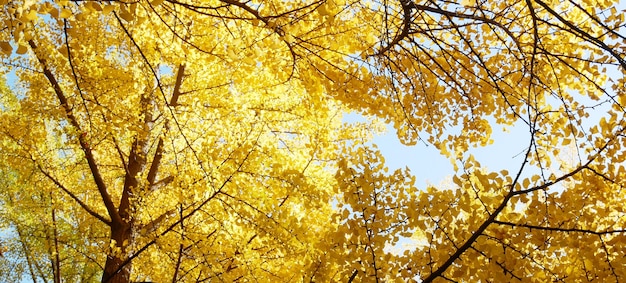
[86,2,103,12]
[59,8,71,19]
[118,9,134,22]
[15,43,27,54]
[0,41,12,55]
[151,0,165,6]
[48,7,59,18]
[24,9,38,21]
[102,5,115,14]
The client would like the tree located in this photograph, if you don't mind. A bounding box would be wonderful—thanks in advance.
[1,0,625,282]
[323,0,626,281]
[1,1,372,282]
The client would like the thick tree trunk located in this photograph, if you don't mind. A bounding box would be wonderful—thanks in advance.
[102,221,132,283]
[101,92,154,283]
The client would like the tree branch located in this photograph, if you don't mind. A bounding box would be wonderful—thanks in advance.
[38,165,111,225]
[109,128,260,277]
[27,39,121,225]
[170,64,185,107]
[137,208,176,234]
[493,220,626,235]
[377,0,522,55]
[532,0,626,70]
[146,64,185,188]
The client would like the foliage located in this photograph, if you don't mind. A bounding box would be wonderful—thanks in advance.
[0,0,625,282]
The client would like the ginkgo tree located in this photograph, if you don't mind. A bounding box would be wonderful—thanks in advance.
[0,0,374,281]
[1,0,626,282]
[321,0,626,281]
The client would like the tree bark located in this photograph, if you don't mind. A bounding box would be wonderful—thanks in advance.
[102,220,132,283]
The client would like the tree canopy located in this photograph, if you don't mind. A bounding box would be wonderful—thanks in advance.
[0,0,625,282]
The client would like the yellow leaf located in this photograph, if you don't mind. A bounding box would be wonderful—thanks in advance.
[24,9,38,21]
[317,3,330,16]
[16,43,28,54]
[0,41,12,54]
[49,8,59,19]
[57,46,68,57]
[531,175,540,183]
[119,9,134,22]
[59,8,72,19]
[102,5,115,14]
[227,48,237,60]
[87,2,103,12]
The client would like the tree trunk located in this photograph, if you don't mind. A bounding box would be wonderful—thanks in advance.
[101,221,132,283]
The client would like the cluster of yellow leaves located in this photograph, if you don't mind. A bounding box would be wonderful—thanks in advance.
[0,0,377,281]
[1,0,626,281]
[318,0,626,278]
[317,147,420,281]
[323,147,626,281]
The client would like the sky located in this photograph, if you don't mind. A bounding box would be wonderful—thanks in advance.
[366,93,616,193]
[358,116,533,190]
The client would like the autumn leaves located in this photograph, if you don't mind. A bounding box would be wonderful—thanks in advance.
[1,0,626,282]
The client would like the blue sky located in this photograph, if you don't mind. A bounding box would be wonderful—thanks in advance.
[364,118,532,190]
